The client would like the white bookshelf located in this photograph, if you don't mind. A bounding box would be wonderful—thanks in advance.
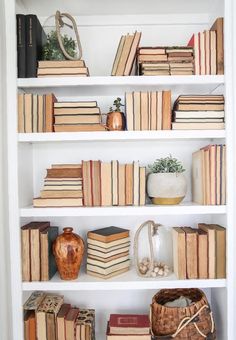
[3,0,236,339]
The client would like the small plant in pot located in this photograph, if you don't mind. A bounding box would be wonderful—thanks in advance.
[106,97,126,131]
[147,155,187,205]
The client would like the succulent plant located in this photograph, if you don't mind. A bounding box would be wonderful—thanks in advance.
[109,97,124,112]
[149,155,185,173]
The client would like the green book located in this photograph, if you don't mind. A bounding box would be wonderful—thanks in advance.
[40,226,58,281]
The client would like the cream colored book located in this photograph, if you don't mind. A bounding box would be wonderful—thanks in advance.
[87,255,129,268]
[125,92,134,131]
[101,162,112,206]
[172,227,186,279]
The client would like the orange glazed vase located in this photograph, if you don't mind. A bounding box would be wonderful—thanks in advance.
[53,227,85,280]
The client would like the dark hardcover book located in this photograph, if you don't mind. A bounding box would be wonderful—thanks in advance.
[16,14,26,78]
[40,226,59,281]
[25,15,47,78]
[87,226,130,243]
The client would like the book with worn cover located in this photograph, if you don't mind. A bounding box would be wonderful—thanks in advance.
[87,226,129,243]
[109,314,150,335]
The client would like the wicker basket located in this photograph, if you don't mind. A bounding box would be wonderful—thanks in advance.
[151,289,216,339]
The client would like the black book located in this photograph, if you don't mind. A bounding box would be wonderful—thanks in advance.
[16,14,26,78]
[25,15,47,78]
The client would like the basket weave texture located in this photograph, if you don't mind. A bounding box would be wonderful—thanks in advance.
[151,289,216,339]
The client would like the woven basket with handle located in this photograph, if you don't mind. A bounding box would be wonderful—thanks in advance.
[151,289,216,340]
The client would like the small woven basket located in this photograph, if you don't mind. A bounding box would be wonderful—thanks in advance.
[151,289,216,340]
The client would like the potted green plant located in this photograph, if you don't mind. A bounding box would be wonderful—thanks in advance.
[147,156,187,205]
[106,97,126,131]
[42,30,77,60]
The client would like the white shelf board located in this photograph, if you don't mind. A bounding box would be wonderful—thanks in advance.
[20,203,226,217]
[18,130,226,143]
[22,270,226,291]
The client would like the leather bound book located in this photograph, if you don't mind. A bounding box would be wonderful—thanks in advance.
[125,164,133,205]
[46,168,82,178]
[182,227,198,279]
[45,94,57,132]
[40,226,59,281]
[109,314,150,335]
[65,308,80,340]
[24,310,36,340]
[88,226,129,243]
[16,14,26,78]
[57,304,71,340]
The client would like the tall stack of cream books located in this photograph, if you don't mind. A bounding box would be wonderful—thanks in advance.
[87,226,130,279]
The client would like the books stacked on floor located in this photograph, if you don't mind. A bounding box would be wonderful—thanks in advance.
[16,14,46,78]
[37,60,90,77]
[23,292,95,340]
[137,46,194,76]
[82,160,146,206]
[21,221,58,281]
[53,100,106,132]
[111,31,142,76]
[172,94,225,130]
[107,314,151,339]
[18,93,57,132]
[125,91,171,130]
[173,223,226,279]
[192,144,226,205]
[33,164,83,207]
[87,226,130,279]
[188,17,224,75]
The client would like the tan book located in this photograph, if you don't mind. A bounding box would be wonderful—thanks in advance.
[112,160,119,206]
[82,160,92,207]
[91,160,101,206]
[210,31,217,75]
[87,267,129,279]
[176,102,224,111]
[18,93,25,133]
[156,91,163,130]
[142,70,170,76]
[125,92,134,131]
[57,304,71,340]
[87,237,130,249]
[54,107,100,115]
[213,224,226,278]
[204,147,211,205]
[45,94,57,132]
[150,92,157,130]
[52,164,81,169]
[87,255,130,268]
[182,227,198,279]
[54,101,97,108]
[87,260,130,276]
[43,185,82,191]
[205,30,210,75]
[139,47,166,55]
[138,55,168,62]
[54,124,106,132]
[38,60,85,68]
[32,94,38,133]
[37,95,44,132]
[124,31,142,76]
[139,167,146,206]
[24,93,32,133]
[111,35,126,76]
[192,149,205,205]
[101,162,112,206]
[37,67,88,75]
[38,74,88,78]
[40,190,83,198]
[47,313,57,340]
[21,224,31,281]
[125,164,133,205]
[209,145,216,205]
[118,164,126,206]
[221,145,226,205]
[47,168,82,178]
[87,246,130,259]
[133,92,141,131]
[65,308,80,340]
[198,223,216,279]
[199,32,205,75]
[24,310,36,340]
[197,230,208,279]
[210,17,224,74]
[140,92,149,130]
[88,241,130,253]
[133,161,140,206]
[216,145,221,205]
[116,34,134,76]
[33,197,83,207]
[88,251,129,263]
[172,122,225,130]
[172,227,186,279]
[162,91,171,130]
[55,115,101,125]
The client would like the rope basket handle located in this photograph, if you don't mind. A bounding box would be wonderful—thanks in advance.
[55,11,83,60]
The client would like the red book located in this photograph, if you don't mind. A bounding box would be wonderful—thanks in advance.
[188,33,200,75]
[109,314,150,335]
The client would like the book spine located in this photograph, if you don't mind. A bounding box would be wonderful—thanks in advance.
[16,15,26,78]
[26,15,37,77]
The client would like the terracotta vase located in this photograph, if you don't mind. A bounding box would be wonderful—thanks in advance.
[53,227,84,280]
[106,111,126,131]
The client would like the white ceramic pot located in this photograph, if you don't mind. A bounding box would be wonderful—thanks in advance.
[147,172,187,205]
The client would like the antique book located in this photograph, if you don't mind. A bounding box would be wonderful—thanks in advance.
[139,47,166,55]
[139,167,146,206]
[32,94,38,133]
[65,308,80,340]
[88,251,129,263]
[162,91,171,130]
[111,35,126,76]
[52,164,82,169]
[40,226,58,281]
[156,91,163,130]
[37,67,88,76]
[24,93,32,133]
[101,162,112,206]
[182,227,198,279]
[16,14,26,78]
[125,92,134,131]
[37,95,44,132]
[21,223,31,281]
[87,236,130,249]
[150,92,157,130]
[91,160,101,206]
[199,32,205,75]
[133,161,140,206]
[125,164,133,205]
[87,255,130,268]
[54,115,101,124]
[172,227,186,279]
[138,54,167,62]
[109,314,150,335]
[140,92,149,130]
[46,168,82,178]
[18,93,25,132]
[82,160,92,206]
[198,223,216,279]
[33,197,83,207]
[45,94,57,132]
[118,164,126,206]
[213,224,226,278]
[38,60,85,68]
[221,145,226,205]
[40,190,83,198]
[24,310,36,340]
[124,31,142,76]
[210,17,224,74]
[57,304,71,340]
[112,160,119,206]
[197,229,208,279]
[54,107,100,115]
[210,30,217,75]
[54,101,97,108]
[75,309,95,340]
[209,145,217,205]
[87,267,129,279]
[116,34,134,76]
[173,111,224,119]
[54,124,106,132]
[88,240,130,252]
[87,259,130,275]
[24,292,46,311]
[192,149,205,205]
[87,245,130,259]
[216,145,222,205]
[133,92,141,131]
[172,122,225,130]
[188,33,200,75]
[88,226,129,243]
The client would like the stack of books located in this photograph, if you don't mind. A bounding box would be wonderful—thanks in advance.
[53,100,106,132]
[192,144,226,205]
[37,60,90,77]
[18,93,56,133]
[24,292,96,340]
[188,17,224,75]
[107,314,151,340]
[111,31,142,76]
[173,224,226,280]
[33,164,83,207]
[82,160,146,206]
[137,46,194,76]
[125,91,171,130]
[172,94,225,130]
[87,226,130,279]
[21,221,58,281]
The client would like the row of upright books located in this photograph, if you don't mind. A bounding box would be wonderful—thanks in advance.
[173,224,226,280]
[24,292,95,340]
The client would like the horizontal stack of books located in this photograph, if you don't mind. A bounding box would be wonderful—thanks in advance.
[24,292,95,340]
[87,227,130,279]
[125,91,171,130]
[82,160,146,206]
[173,224,226,279]
[37,60,90,77]
[107,314,151,340]
[33,164,83,207]
[53,100,106,132]
[192,144,226,205]
[21,221,58,281]
[172,94,225,130]
[111,31,142,76]
[188,17,223,75]
[18,93,56,132]
[137,46,194,76]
